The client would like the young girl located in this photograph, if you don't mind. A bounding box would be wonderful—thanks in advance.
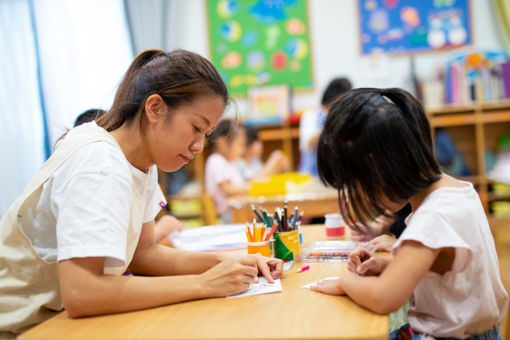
[205,119,251,223]
[235,125,290,181]
[312,88,508,339]
[0,49,282,336]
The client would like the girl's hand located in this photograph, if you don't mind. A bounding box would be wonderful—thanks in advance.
[347,246,384,276]
[369,234,397,252]
[200,257,259,297]
[349,223,374,241]
[310,278,344,295]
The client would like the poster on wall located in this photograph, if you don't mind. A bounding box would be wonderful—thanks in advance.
[206,0,313,96]
[359,0,472,55]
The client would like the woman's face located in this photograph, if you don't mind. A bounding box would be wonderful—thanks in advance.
[147,95,225,172]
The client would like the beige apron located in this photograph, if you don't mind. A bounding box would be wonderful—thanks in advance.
[0,123,146,335]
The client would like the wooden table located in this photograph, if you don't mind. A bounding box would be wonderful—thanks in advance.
[20,225,388,340]
[229,186,340,224]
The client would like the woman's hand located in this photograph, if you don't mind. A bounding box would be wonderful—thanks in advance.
[250,254,283,283]
[199,257,259,297]
[310,277,344,295]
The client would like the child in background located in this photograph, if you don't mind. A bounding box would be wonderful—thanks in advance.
[298,77,352,176]
[205,119,251,223]
[312,88,508,339]
[235,124,290,180]
[0,49,283,336]
[74,108,186,245]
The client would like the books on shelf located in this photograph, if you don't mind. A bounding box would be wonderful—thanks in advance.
[442,50,509,105]
[423,50,510,109]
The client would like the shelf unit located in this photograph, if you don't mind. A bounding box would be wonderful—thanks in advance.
[427,100,510,218]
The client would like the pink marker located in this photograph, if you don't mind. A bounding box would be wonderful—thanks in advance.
[296,265,310,273]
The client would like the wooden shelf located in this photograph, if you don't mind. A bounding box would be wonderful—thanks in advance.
[428,101,510,217]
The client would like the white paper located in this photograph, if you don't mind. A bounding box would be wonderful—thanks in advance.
[227,277,282,298]
[301,276,340,289]
[170,224,247,252]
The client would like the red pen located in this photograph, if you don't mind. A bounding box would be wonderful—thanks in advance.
[296,265,310,273]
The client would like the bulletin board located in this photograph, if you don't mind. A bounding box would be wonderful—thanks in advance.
[358,0,472,55]
[206,0,313,96]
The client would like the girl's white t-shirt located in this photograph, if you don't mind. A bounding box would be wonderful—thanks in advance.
[21,141,165,267]
[205,153,245,216]
[393,181,508,338]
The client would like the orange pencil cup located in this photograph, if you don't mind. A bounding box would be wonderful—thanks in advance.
[247,241,272,257]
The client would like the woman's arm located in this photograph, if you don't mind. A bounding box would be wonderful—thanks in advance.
[129,220,229,275]
[59,255,258,318]
[129,221,283,280]
[59,220,282,318]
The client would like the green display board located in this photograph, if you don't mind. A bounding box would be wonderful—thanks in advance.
[206,0,313,96]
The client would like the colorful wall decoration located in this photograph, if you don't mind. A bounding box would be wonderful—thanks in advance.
[206,0,313,96]
[359,0,472,55]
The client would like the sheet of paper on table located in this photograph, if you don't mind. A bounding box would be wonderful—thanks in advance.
[301,277,340,289]
[170,224,247,252]
[227,278,282,298]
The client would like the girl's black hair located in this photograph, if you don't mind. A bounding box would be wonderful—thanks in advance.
[317,88,441,228]
[244,125,260,146]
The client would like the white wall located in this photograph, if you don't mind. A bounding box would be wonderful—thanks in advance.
[166,0,506,115]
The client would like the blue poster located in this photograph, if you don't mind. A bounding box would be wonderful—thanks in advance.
[359,0,471,55]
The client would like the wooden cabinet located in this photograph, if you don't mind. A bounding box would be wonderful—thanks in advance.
[427,100,510,218]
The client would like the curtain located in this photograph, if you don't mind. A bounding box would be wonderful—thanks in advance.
[33,0,133,145]
[124,0,168,53]
[0,0,133,215]
[495,0,510,54]
[0,0,45,215]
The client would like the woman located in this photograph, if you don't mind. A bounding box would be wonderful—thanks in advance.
[0,49,282,336]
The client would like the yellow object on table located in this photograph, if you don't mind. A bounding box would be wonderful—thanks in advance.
[249,172,311,196]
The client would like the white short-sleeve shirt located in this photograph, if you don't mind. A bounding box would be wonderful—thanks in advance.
[21,140,165,267]
[393,181,508,338]
[205,153,245,216]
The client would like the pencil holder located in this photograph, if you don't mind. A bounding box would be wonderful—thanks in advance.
[274,230,300,261]
[247,241,272,257]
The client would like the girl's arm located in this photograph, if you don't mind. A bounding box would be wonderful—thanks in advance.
[219,181,251,197]
[314,240,440,314]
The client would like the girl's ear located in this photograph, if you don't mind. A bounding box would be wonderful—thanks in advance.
[144,94,167,124]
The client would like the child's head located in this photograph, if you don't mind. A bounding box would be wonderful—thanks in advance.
[317,88,441,227]
[74,109,106,127]
[244,125,263,160]
[208,119,247,161]
[321,77,352,108]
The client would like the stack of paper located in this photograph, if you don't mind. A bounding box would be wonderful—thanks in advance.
[169,224,247,252]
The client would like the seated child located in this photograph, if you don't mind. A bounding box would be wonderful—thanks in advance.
[235,125,290,180]
[205,119,251,223]
[312,88,508,339]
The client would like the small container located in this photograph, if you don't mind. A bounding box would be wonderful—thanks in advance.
[247,241,272,257]
[324,213,346,238]
[274,230,300,261]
